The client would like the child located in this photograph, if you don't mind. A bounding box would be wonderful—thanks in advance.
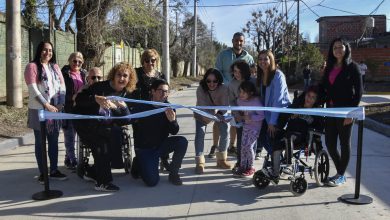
[266,86,324,184]
[233,81,264,178]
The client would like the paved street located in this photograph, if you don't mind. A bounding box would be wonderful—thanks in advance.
[0,85,389,219]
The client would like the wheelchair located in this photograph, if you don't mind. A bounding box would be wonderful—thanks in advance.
[76,126,133,178]
[252,129,330,196]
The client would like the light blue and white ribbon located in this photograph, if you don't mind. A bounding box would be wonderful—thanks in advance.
[38,96,365,121]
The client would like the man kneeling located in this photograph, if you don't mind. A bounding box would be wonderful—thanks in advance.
[131,79,188,186]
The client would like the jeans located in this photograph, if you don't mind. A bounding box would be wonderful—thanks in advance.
[135,136,188,187]
[304,78,311,91]
[63,120,76,161]
[325,117,352,176]
[34,129,60,174]
[195,119,228,156]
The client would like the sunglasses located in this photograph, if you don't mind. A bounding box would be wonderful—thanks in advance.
[206,80,218,84]
[90,76,102,81]
[145,59,156,64]
[72,60,83,64]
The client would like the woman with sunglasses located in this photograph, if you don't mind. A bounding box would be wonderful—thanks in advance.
[61,52,88,170]
[194,68,231,174]
[134,49,166,100]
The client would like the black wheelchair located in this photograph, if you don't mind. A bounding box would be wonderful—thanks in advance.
[76,126,133,178]
[253,129,330,196]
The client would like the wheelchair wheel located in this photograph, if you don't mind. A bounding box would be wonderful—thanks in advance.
[314,150,330,187]
[253,170,270,189]
[124,157,132,174]
[122,128,133,174]
[289,176,307,196]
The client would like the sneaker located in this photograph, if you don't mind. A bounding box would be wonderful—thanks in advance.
[327,175,346,187]
[94,183,120,192]
[37,174,44,185]
[168,173,183,186]
[241,167,255,178]
[160,157,171,172]
[227,146,237,156]
[281,164,293,176]
[49,170,68,181]
[269,174,280,185]
[83,172,97,183]
[208,145,217,158]
[232,167,244,177]
[255,152,261,160]
[64,158,71,168]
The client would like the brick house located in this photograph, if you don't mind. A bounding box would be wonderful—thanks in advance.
[316,15,390,81]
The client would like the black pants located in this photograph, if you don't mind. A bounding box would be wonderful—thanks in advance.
[133,136,188,187]
[325,117,353,176]
[76,123,124,185]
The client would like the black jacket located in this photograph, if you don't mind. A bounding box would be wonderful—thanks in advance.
[132,103,179,149]
[61,65,87,113]
[133,67,166,100]
[277,92,324,135]
[73,80,133,128]
[320,62,362,107]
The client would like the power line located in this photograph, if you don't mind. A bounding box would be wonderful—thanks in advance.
[300,0,320,18]
[369,0,386,15]
[172,1,295,8]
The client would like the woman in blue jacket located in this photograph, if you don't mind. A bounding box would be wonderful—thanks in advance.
[256,50,291,154]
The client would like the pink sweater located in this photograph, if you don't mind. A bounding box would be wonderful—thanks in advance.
[24,62,66,109]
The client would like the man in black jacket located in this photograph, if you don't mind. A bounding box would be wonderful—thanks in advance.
[131,79,188,186]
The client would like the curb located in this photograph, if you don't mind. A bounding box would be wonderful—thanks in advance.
[0,132,34,153]
[363,117,390,137]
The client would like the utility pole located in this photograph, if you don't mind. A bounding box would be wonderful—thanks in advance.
[296,0,300,46]
[6,0,23,108]
[163,0,170,83]
[211,22,214,42]
[192,0,197,77]
[295,0,300,77]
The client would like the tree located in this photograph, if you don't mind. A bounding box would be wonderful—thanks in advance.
[242,7,298,56]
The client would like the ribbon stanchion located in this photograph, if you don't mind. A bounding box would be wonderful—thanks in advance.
[339,120,373,204]
[32,111,63,201]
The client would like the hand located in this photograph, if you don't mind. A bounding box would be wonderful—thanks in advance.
[343,118,353,126]
[268,124,277,138]
[234,115,243,122]
[165,108,176,122]
[112,100,127,108]
[95,95,116,110]
[44,103,58,112]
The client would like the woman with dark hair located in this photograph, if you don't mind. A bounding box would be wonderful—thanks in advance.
[73,62,137,192]
[320,37,362,187]
[24,41,67,184]
[256,50,291,155]
[194,68,231,174]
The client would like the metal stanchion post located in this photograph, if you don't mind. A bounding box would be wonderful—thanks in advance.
[339,120,373,204]
[32,114,63,200]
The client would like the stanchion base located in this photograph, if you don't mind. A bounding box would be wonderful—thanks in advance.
[339,194,373,205]
[32,190,63,201]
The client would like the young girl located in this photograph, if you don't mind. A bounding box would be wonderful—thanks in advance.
[233,81,264,178]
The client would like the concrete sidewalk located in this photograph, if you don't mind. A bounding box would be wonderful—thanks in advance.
[0,86,389,219]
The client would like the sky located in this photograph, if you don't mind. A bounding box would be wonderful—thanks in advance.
[196,0,390,46]
[1,0,389,46]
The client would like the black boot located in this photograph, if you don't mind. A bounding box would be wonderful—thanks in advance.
[208,145,216,158]
[168,172,183,185]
